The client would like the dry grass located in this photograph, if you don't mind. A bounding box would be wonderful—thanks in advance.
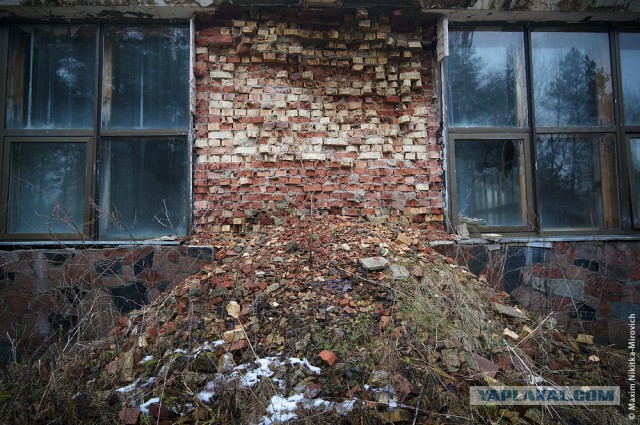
[0,225,633,424]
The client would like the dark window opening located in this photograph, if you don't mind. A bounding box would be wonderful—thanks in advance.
[447,26,636,236]
[0,23,191,241]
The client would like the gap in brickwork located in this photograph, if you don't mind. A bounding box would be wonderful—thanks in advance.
[192,7,443,232]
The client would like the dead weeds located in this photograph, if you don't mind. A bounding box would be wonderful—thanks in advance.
[0,216,633,424]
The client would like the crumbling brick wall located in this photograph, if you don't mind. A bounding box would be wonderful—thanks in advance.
[192,7,443,233]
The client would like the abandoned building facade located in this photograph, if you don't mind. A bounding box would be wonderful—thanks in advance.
[0,0,638,353]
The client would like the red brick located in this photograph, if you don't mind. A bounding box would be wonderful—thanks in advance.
[197,34,233,47]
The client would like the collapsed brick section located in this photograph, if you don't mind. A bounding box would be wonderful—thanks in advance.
[193,8,443,232]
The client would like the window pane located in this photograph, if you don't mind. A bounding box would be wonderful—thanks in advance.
[447,29,527,128]
[98,138,188,239]
[620,33,640,126]
[102,26,189,130]
[6,25,96,129]
[454,139,527,227]
[7,142,86,234]
[532,31,613,127]
[630,138,640,227]
[536,134,619,229]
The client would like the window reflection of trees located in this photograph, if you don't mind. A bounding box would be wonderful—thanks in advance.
[447,30,526,128]
[620,33,640,125]
[631,140,640,227]
[536,135,600,228]
[103,26,189,130]
[533,34,613,127]
[8,143,85,234]
[7,25,95,129]
[532,33,617,229]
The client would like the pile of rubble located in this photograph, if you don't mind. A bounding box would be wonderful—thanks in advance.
[2,216,632,424]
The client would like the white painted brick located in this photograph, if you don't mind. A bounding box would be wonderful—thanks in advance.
[209,100,234,108]
[234,146,258,155]
[209,71,233,79]
[324,138,348,146]
[364,137,385,145]
[359,152,382,160]
[301,153,326,160]
[402,145,428,153]
[208,131,232,139]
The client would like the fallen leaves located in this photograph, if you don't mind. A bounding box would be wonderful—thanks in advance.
[226,301,240,318]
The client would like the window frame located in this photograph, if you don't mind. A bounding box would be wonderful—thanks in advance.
[0,21,192,242]
[616,29,640,230]
[446,23,636,237]
[0,136,94,240]
[447,131,535,233]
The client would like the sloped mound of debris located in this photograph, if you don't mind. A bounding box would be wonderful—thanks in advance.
[0,216,632,424]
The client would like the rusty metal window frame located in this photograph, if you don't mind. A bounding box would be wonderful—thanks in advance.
[447,23,638,237]
[0,22,191,242]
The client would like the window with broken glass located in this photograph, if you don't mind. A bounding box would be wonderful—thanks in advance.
[447,25,639,236]
[0,23,190,240]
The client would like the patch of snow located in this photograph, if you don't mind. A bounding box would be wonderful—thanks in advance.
[272,377,285,390]
[240,371,261,388]
[238,357,279,388]
[312,399,334,409]
[141,377,156,388]
[194,340,225,353]
[139,397,160,415]
[197,390,215,403]
[266,393,304,414]
[335,399,358,416]
[139,355,154,364]
[528,375,544,385]
[260,393,304,424]
[181,403,194,416]
[288,357,321,374]
[116,378,141,394]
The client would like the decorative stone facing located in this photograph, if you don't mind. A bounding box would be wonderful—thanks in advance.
[193,8,443,231]
[0,245,213,357]
[432,241,640,347]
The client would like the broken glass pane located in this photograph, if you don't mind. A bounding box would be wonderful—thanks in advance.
[532,31,613,127]
[454,139,527,227]
[6,25,96,129]
[447,29,527,128]
[7,142,86,234]
[535,134,619,229]
[98,137,189,239]
[102,25,189,130]
[620,33,640,126]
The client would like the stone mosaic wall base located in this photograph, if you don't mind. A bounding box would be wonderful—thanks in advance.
[432,241,640,347]
[0,245,213,361]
